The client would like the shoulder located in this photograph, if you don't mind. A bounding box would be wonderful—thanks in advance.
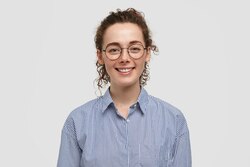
[62,97,101,134]
[147,94,189,135]
[70,97,101,117]
[148,95,184,117]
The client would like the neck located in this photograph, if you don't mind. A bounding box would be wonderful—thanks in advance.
[110,84,141,107]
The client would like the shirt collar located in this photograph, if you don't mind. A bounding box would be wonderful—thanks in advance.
[100,87,149,114]
[137,87,149,114]
[100,87,114,113]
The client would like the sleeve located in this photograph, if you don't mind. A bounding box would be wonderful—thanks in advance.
[169,114,192,167]
[57,117,82,167]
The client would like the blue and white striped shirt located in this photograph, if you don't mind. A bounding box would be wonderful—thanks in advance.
[57,88,191,167]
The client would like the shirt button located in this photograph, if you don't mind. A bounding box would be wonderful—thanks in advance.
[126,119,130,122]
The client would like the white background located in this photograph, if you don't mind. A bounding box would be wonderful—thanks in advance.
[0,0,249,166]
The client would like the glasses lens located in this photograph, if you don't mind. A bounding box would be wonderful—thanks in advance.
[104,44,145,60]
[128,44,144,59]
[105,45,121,60]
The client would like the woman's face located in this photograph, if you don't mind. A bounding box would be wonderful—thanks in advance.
[97,23,150,88]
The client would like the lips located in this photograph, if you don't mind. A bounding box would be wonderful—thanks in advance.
[115,67,134,73]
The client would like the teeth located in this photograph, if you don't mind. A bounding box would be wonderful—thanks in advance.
[117,68,132,72]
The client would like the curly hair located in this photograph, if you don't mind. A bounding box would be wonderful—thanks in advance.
[95,8,158,89]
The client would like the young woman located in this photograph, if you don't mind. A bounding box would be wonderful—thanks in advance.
[57,8,191,167]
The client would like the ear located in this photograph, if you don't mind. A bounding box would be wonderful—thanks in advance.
[97,49,104,65]
[145,47,151,63]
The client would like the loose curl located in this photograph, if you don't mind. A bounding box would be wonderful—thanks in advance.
[95,8,158,89]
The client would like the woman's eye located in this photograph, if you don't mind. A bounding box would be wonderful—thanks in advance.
[107,47,121,54]
[130,47,141,53]
[109,49,119,53]
[110,49,118,52]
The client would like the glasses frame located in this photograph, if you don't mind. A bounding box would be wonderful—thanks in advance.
[102,43,147,61]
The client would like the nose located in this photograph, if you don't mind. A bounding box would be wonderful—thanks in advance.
[119,48,130,62]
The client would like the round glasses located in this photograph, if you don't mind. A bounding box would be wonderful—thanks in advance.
[102,43,147,60]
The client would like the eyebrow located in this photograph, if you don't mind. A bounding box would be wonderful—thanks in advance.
[105,40,143,47]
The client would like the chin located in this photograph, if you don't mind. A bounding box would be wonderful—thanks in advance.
[113,80,140,88]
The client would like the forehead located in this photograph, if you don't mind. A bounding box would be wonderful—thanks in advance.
[103,23,144,46]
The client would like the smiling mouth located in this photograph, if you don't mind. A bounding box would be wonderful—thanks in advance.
[115,67,135,73]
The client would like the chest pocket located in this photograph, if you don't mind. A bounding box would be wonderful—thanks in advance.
[137,144,170,167]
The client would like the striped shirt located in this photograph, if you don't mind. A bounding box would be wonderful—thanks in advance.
[57,87,192,167]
